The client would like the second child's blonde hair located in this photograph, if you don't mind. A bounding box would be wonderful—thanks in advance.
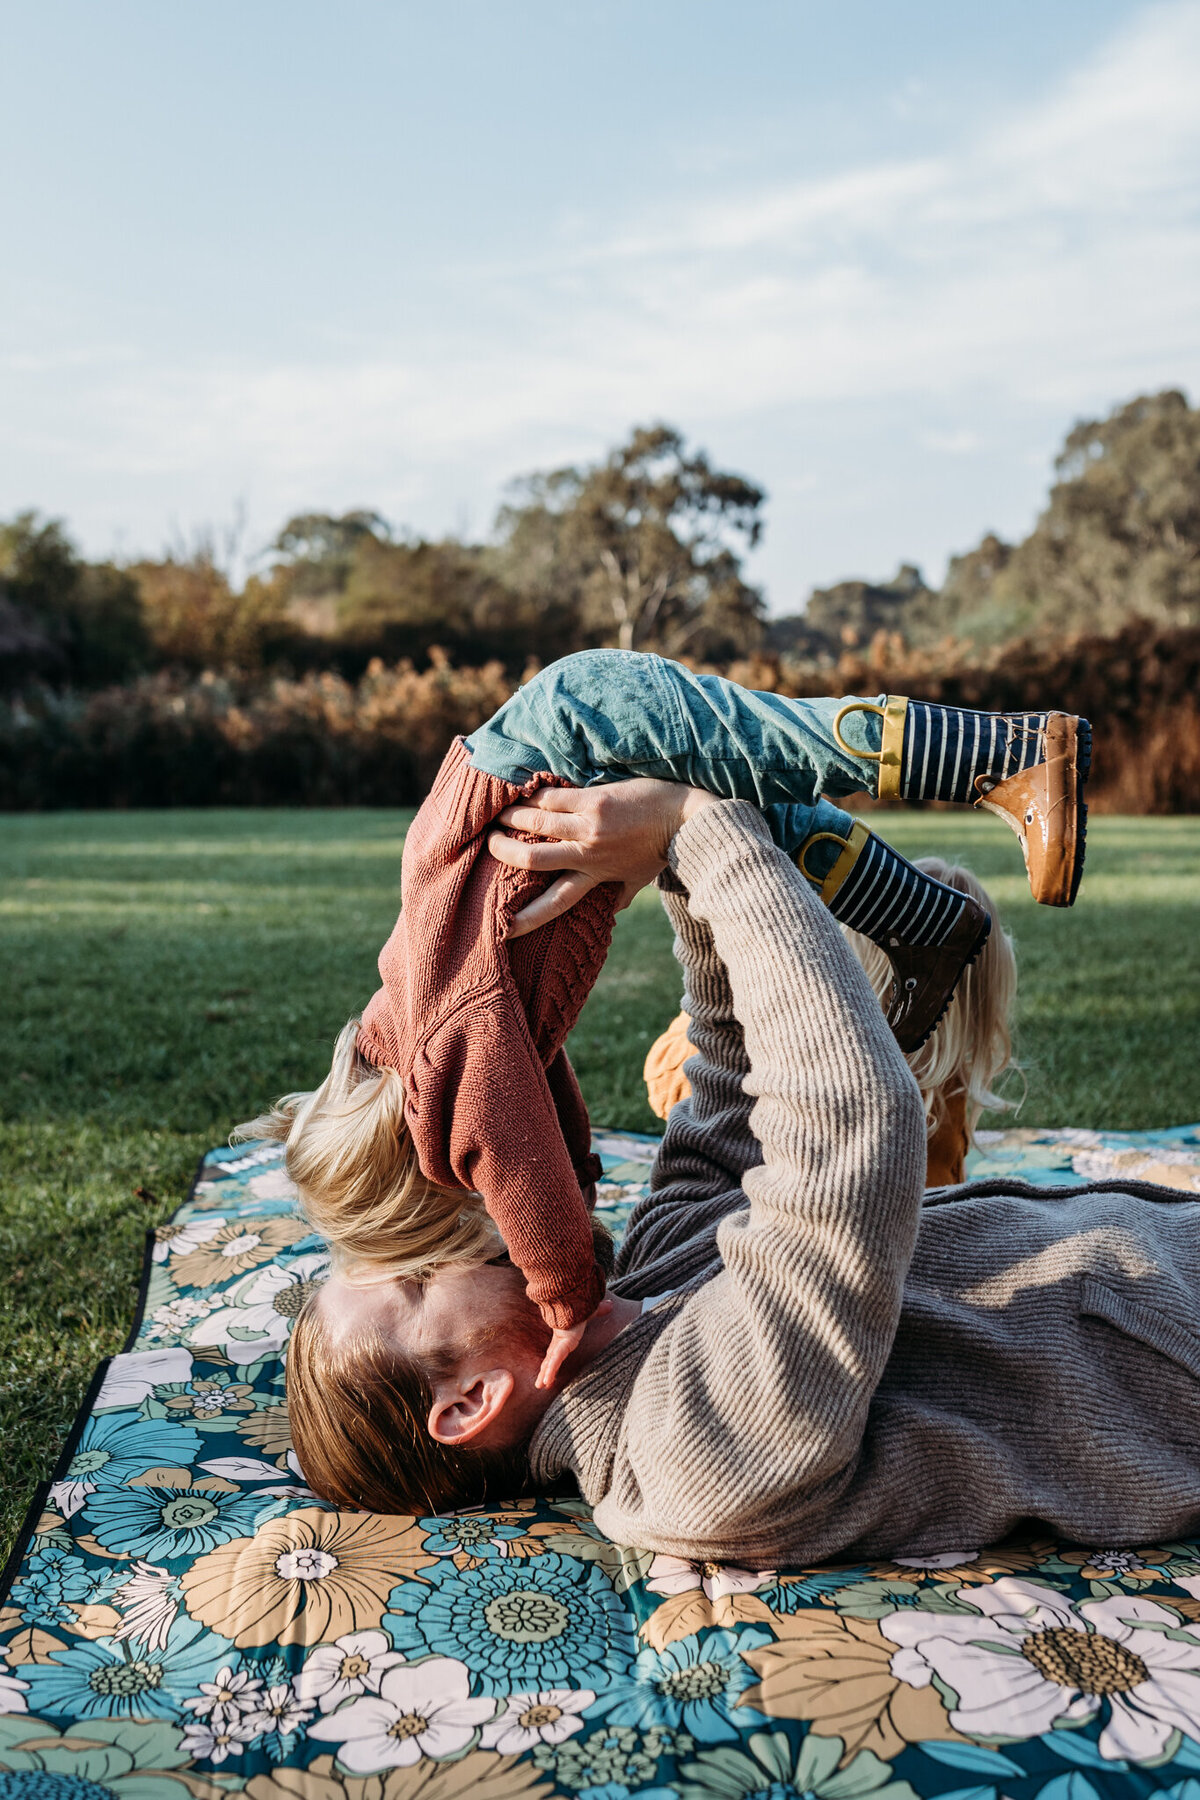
[235,1019,503,1282]
[843,857,1021,1138]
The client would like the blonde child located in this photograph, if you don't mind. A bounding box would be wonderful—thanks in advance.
[644,859,1019,1188]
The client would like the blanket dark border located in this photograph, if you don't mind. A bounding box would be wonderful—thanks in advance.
[0,1151,208,1609]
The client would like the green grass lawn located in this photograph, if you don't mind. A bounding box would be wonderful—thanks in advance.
[2,807,1199,1561]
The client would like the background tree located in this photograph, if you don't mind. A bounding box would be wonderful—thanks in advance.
[933,390,1200,643]
[0,513,146,688]
[493,424,767,659]
[131,549,286,672]
[802,563,936,650]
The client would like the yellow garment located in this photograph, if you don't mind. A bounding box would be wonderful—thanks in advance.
[645,1011,970,1187]
[643,1011,695,1121]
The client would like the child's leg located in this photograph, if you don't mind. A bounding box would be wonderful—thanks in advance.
[467,648,886,809]
[467,651,990,1050]
[831,696,1091,907]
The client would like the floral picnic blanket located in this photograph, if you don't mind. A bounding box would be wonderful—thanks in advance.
[3,1122,1200,1798]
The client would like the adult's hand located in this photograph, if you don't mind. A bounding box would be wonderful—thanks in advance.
[488,777,717,936]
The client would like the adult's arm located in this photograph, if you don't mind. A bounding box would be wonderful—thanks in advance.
[596,800,927,1559]
[615,869,763,1274]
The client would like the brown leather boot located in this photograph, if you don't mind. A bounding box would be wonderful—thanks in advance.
[974,713,1091,907]
[881,896,992,1052]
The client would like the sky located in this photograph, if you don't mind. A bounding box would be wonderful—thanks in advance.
[3,0,1199,614]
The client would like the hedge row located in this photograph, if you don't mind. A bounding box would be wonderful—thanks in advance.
[4,624,1199,812]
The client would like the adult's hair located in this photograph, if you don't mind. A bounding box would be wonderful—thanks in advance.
[844,857,1020,1137]
[235,1018,502,1278]
[286,1219,614,1514]
[287,1304,530,1514]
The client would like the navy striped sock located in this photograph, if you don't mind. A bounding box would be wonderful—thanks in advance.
[827,831,969,949]
[902,704,1049,804]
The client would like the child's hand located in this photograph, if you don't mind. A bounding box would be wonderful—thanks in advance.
[535,1295,614,1390]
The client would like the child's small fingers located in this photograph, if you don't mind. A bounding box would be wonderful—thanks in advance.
[536,1322,587,1388]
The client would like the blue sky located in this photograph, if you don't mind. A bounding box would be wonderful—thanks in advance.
[3,0,1199,613]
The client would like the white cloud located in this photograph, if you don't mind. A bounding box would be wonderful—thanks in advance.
[3,1,1199,594]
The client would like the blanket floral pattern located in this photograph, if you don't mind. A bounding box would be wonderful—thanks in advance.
[3,1123,1200,1797]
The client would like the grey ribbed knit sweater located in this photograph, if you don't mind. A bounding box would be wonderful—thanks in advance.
[529,800,1200,1564]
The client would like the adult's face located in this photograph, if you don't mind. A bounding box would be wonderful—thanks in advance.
[318,1259,640,1452]
[318,1261,556,1452]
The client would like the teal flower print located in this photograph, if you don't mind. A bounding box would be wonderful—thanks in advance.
[532,1722,689,1794]
[15,1615,235,1723]
[677,1729,920,1800]
[418,1512,531,1558]
[587,1627,770,1743]
[9,1546,93,1628]
[48,1411,202,1519]
[83,1483,281,1561]
[383,1551,636,1694]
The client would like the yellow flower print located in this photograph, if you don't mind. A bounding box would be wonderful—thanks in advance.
[819,1541,1056,1590]
[237,1399,293,1463]
[1058,1548,1167,1586]
[739,1608,966,1764]
[165,1379,256,1418]
[180,1508,439,1648]
[171,1217,309,1287]
[244,1748,558,1798]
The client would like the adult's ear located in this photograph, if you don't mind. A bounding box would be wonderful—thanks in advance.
[427,1366,515,1448]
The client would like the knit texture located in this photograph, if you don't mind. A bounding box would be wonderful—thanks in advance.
[357,737,618,1331]
[530,800,1200,1563]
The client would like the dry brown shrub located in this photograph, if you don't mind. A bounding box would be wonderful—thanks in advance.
[3,623,1198,811]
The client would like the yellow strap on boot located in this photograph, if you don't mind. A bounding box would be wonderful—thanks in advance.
[795,819,872,905]
[832,696,908,801]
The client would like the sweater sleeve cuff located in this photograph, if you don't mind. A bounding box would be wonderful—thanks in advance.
[535,1259,607,1333]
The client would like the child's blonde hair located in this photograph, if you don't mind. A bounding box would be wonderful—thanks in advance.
[234,1018,503,1281]
[842,857,1020,1140]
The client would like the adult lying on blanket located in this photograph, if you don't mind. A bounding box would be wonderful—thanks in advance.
[264,650,1091,1396]
[290,777,1200,1564]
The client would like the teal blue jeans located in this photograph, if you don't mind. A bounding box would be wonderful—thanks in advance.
[466,650,887,859]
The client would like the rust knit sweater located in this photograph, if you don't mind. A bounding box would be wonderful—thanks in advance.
[357,737,618,1331]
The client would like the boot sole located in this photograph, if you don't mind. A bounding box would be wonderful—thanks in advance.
[892,905,993,1054]
[1068,716,1092,906]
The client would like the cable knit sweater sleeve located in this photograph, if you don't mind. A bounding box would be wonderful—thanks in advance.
[591,799,927,1560]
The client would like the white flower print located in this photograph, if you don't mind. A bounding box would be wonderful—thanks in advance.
[180,1716,259,1765]
[152,1215,227,1262]
[307,1656,494,1771]
[95,1346,194,1409]
[295,1628,406,1713]
[881,1577,1200,1762]
[47,1477,92,1521]
[0,1653,29,1715]
[108,1561,181,1653]
[247,1167,298,1201]
[645,1554,775,1603]
[480,1688,595,1753]
[189,1252,329,1355]
[890,1550,980,1572]
[245,1681,313,1737]
[183,1665,265,1727]
[142,1294,217,1344]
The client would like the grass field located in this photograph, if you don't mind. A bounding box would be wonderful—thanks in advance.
[2,807,1200,1562]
